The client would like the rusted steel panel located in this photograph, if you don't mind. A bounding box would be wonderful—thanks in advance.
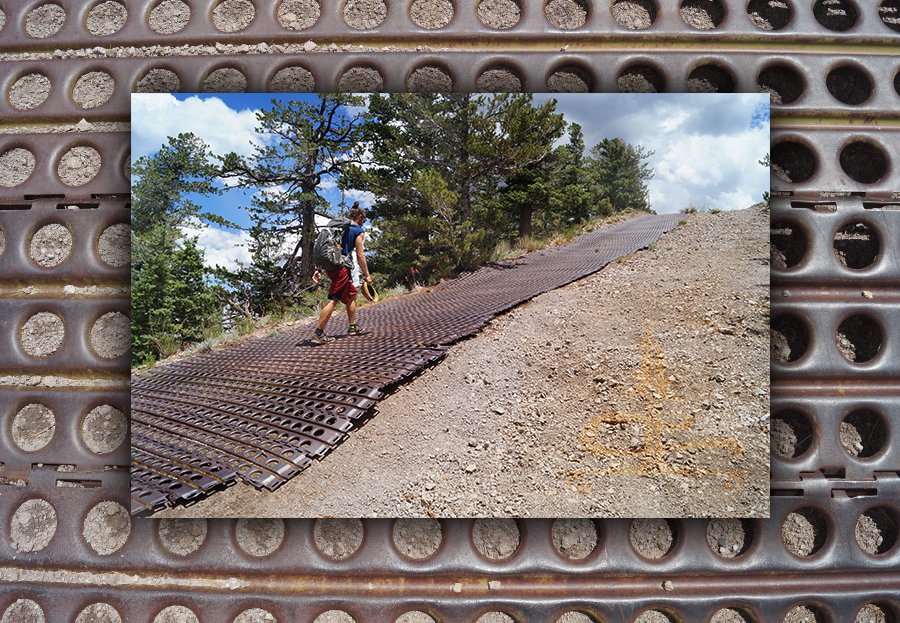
[2,52,900,123]
[0,0,897,53]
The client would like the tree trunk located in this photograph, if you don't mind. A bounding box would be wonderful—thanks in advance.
[518,204,533,239]
[301,197,315,281]
[458,96,471,221]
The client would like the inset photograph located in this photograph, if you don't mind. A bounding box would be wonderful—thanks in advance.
[130,93,770,518]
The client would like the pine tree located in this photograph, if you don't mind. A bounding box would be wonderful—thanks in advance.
[216,95,369,291]
[587,138,655,214]
[343,93,566,282]
[131,225,217,364]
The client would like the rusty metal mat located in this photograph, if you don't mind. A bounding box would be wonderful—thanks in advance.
[2,471,899,622]
[1,0,898,53]
[131,213,678,514]
[771,195,900,482]
[3,52,900,123]
[0,133,131,201]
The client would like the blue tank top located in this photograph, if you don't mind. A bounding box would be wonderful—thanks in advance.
[341,223,365,257]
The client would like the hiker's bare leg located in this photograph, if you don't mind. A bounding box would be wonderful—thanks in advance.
[347,294,357,326]
[317,299,337,331]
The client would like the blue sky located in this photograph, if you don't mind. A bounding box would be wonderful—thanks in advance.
[131,93,769,271]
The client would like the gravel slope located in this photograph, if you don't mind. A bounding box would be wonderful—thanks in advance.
[153,206,770,519]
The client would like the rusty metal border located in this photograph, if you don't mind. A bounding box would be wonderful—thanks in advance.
[771,126,900,198]
[0,388,129,478]
[1,0,899,52]
[0,132,131,201]
[0,0,899,615]
[1,474,899,622]
[0,196,130,281]
[770,195,900,484]
[770,394,898,481]
[2,53,900,123]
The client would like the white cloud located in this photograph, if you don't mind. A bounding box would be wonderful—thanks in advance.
[344,189,375,208]
[648,128,769,214]
[131,94,261,161]
[713,189,757,211]
[255,184,288,200]
[180,225,252,272]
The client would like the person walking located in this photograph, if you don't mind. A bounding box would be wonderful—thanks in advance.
[311,203,372,344]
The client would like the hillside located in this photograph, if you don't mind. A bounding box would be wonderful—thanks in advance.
[152,205,770,518]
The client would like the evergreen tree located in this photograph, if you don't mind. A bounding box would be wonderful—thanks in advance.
[587,138,656,214]
[343,93,566,281]
[212,223,289,321]
[216,95,369,292]
[131,132,229,261]
[131,225,218,364]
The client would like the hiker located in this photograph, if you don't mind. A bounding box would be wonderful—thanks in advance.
[311,203,372,344]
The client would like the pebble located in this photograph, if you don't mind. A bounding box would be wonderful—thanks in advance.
[303,40,317,51]
[452,583,462,593]
[663,581,674,591]
[488,581,501,590]
[862,290,873,298]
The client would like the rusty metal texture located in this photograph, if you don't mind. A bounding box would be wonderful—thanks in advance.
[771,195,900,288]
[0,196,130,282]
[1,0,899,617]
[0,297,130,375]
[771,195,900,483]
[771,126,900,198]
[770,394,898,481]
[3,52,900,123]
[0,132,131,201]
[2,476,899,622]
[131,213,679,514]
[1,0,898,52]
[0,388,129,479]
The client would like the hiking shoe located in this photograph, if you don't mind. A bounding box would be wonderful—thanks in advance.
[348,324,369,335]
[310,332,335,345]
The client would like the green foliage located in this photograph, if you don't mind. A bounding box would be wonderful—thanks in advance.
[709,209,721,214]
[131,225,219,365]
[131,133,232,261]
[680,206,699,214]
[759,153,771,208]
[344,93,567,281]
[212,223,290,322]
[585,138,655,214]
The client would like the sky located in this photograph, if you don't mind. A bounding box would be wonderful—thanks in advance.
[131,93,769,271]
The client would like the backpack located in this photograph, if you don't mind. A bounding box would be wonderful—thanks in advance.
[313,217,354,271]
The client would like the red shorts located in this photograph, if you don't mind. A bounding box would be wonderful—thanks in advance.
[326,267,358,305]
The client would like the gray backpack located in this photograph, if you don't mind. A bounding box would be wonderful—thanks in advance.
[313,217,353,271]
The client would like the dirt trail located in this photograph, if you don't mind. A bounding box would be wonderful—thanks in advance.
[153,206,770,519]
